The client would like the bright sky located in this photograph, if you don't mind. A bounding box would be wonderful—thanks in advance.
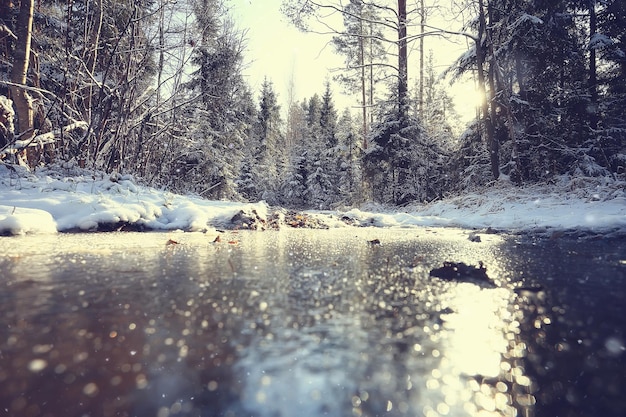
[229,0,479,122]
[230,0,344,110]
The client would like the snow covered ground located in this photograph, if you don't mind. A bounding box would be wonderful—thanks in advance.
[1,164,625,236]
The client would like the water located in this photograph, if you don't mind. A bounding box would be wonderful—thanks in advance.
[0,228,624,417]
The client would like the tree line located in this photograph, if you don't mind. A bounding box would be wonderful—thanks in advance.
[1,0,624,208]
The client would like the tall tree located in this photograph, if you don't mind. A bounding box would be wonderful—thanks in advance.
[282,0,415,126]
[178,8,251,199]
[283,0,432,204]
[448,0,625,184]
[419,50,460,142]
[397,0,408,123]
[336,107,364,204]
[319,80,338,147]
[9,0,35,154]
[331,0,386,143]
[254,77,284,202]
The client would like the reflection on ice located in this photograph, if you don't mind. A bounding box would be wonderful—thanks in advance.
[428,283,524,417]
[228,229,536,417]
[8,229,619,416]
[439,284,511,378]
[239,318,366,417]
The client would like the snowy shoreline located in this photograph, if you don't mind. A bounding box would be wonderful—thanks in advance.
[1,165,625,237]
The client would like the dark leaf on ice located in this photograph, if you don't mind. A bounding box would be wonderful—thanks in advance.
[429,261,496,287]
[368,239,381,245]
[513,284,544,294]
[468,233,481,242]
[166,239,179,246]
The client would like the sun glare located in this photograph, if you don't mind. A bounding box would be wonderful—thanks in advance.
[451,82,483,123]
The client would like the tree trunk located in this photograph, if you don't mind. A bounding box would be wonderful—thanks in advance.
[369,19,374,131]
[419,0,425,119]
[588,0,598,130]
[486,1,500,180]
[85,0,103,121]
[475,0,499,180]
[359,13,367,149]
[398,0,408,124]
[10,0,35,150]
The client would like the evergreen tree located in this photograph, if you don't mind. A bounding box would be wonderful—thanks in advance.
[253,78,284,204]
[304,93,330,209]
[418,50,461,145]
[336,108,364,205]
[279,99,310,208]
[448,0,607,183]
[280,143,310,208]
[303,84,342,209]
[320,81,338,147]
[594,0,626,173]
[305,94,322,141]
[365,94,448,205]
[179,14,250,199]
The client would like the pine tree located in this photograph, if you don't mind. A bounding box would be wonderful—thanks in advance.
[447,0,621,183]
[279,98,310,208]
[594,0,626,173]
[336,108,364,205]
[419,50,461,145]
[320,81,338,147]
[253,78,284,204]
[179,14,250,199]
[304,93,330,209]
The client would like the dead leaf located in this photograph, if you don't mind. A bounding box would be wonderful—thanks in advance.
[213,235,221,243]
[166,239,179,246]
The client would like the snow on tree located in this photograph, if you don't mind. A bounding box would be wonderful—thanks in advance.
[336,107,364,205]
[247,77,285,204]
[365,97,448,205]
[0,96,15,150]
[175,14,251,199]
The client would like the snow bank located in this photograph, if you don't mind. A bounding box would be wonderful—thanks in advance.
[1,165,624,236]
[414,177,626,233]
[0,206,56,235]
[0,165,270,235]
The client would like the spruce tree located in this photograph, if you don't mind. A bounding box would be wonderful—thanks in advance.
[254,78,284,204]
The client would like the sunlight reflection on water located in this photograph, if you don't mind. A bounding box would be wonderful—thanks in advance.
[0,229,552,417]
[430,284,525,417]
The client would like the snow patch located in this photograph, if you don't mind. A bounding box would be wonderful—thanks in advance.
[0,206,57,235]
[0,167,624,236]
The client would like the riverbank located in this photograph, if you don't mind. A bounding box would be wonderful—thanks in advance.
[1,164,625,236]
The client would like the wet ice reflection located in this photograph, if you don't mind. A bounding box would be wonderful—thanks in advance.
[226,229,534,417]
[440,285,512,377]
[4,229,618,416]
[427,284,523,417]
[239,317,367,417]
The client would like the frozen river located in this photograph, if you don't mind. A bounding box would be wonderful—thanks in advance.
[0,228,624,417]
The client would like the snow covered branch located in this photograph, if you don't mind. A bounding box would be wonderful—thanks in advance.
[0,121,88,155]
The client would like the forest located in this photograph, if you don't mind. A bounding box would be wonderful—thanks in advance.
[0,0,624,208]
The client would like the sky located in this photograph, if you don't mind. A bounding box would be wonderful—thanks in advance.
[228,0,479,122]
[230,0,345,110]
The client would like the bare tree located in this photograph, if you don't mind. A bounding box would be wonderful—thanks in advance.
[282,0,414,123]
[9,0,35,160]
